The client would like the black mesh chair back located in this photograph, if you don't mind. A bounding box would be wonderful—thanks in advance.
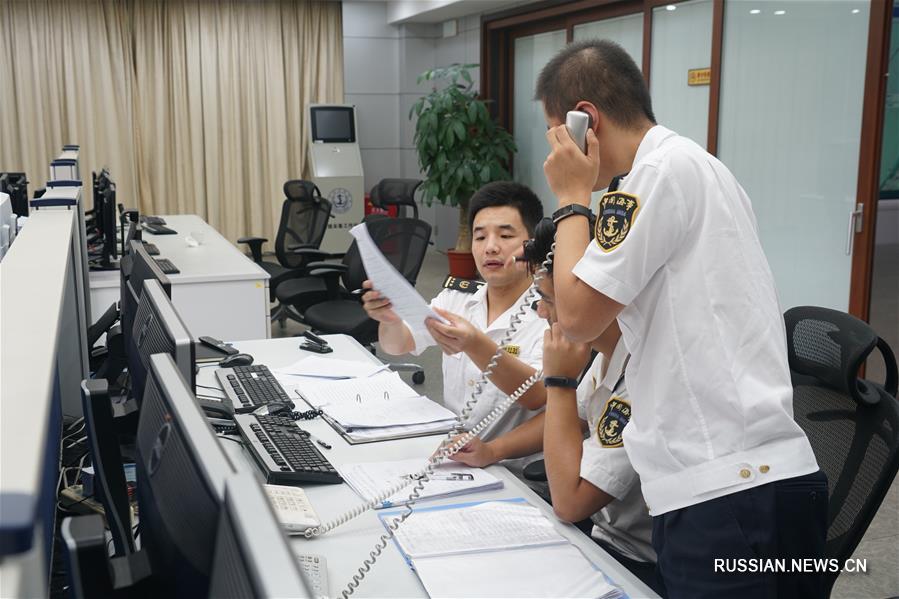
[275,180,332,269]
[369,179,422,219]
[304,217,432,346]
[784,306,898,594]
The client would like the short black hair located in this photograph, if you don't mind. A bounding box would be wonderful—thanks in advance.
[523,218,557,274]
[535,39,656,129]
[468,181,543,235]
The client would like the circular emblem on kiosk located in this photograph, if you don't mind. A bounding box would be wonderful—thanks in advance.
[329,188,353,214]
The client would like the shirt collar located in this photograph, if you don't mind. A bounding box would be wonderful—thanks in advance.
[599,337,630,391]
[469,284,536,333]
[631,125,676,171]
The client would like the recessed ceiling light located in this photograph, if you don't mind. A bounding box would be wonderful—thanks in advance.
[666,4,677,11]
[774,9,786,15]
[750,9,761,14]
[851,8,860,13]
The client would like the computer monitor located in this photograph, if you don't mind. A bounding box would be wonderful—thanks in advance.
[310,105,356,143]
[100,183,118,266]
[136,352,235,597]
[128,278,194,408]
[209,472,311,599]
[120,240,171,360]
[0,172,28,217]
[0,192,12,259]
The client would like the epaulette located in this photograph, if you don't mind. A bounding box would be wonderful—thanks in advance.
[442,275,484,294]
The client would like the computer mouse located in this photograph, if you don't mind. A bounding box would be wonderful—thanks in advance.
[219,353,254,368]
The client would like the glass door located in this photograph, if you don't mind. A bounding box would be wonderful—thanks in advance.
[717,0,871,311]
[513,30,567,215]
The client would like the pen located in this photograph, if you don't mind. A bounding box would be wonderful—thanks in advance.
[308,433,331,450]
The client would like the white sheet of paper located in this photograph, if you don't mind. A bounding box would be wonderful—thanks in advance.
[388,501,567,559]
[272,356,389,379]
[295,371,421,408]
[324,396,456,428]
[341,419,456,442]
[340,459,502,508]
[411,543,622,599]
[350,223,447,337]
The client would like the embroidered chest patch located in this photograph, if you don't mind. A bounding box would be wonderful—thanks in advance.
[596,396,631,448]
[595,192,640,252]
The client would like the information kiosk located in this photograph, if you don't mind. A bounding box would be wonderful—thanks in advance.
[308,104,364,252]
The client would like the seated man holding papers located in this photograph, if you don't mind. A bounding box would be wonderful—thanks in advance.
[450,219,659,592]
[362,182,549,475]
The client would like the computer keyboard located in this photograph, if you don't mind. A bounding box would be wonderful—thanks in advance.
[142,242,160,256]
[215,364,292,409]
[153,258,180,274]
[235,414,343,485]
[142,223,177,235]
[139,215,167,226]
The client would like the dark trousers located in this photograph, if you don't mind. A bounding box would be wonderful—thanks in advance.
[652,470,828,599]
[595,539,664,596]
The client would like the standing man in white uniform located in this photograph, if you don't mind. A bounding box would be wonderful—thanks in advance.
[537,40,826,597]
[362,182,549,475]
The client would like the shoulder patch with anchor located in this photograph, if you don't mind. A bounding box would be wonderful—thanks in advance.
[595,192,640,252]
[443,275,485,294]
[596,396,631,448]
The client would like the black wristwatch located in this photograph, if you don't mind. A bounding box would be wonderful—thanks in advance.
[543,376,579,389]
[551,204,593,224]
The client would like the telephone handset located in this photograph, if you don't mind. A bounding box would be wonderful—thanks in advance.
[565,110,592,154]
[307,248,558,598]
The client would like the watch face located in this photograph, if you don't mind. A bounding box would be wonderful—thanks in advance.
[328,188,353,214]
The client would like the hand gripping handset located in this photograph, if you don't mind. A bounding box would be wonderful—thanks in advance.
[565,110,591,154]
[304,250,558,599]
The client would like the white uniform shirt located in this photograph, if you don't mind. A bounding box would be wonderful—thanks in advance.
[408,283,548,474]
[572,125,819,515]
[578,339,655,563]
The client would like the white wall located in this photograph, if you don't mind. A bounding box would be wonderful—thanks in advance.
[343,2,481,250]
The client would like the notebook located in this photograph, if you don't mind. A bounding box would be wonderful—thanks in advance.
[379,499,624,598]
[339,459,502,508]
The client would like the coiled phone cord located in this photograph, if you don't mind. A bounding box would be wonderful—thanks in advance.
[311,250,556,598]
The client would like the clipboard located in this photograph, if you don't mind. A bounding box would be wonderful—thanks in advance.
[293,390,455,445]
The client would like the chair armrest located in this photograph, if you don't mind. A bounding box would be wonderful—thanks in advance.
[306,262,348,273]
[237,237,268,262]
[291,248,345,261]
[522,459,547,482]
[306,264,347,298]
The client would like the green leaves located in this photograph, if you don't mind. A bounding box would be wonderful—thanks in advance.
[409,63,517,210]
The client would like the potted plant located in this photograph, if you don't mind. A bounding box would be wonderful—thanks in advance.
[410,63,517,278]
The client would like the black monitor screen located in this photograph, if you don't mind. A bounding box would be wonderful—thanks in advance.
[209,473,310,598]
[137,353,234,598]
[311,106,355,143]
[121,240,170,360]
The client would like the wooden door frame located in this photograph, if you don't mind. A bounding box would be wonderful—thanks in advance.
[481,0,892,321]
[849,0,893,321]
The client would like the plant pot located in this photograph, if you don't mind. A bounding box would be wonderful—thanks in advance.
[446,249,478,279]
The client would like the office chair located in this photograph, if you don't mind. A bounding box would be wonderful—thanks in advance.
[273,213,388,324]
[784,306,899,597]
[369,178,422,219]
[238,180,333,326]
[301,217,432,384]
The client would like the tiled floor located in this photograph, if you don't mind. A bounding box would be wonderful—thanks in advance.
[273,245,899,598]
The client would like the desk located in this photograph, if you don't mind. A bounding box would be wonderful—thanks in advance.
[88,215,270,341]
[201,335,658,598]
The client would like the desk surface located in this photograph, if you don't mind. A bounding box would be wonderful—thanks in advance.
[202,335,657,599]
[89,214,268,288]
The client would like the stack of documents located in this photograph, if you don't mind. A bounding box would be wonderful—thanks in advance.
[293,371,457,444]
[272,356,390,381]
[340,459,503,508]
[380,499,624,598]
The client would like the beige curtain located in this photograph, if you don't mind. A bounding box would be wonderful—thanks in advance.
[0,0,343,242]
